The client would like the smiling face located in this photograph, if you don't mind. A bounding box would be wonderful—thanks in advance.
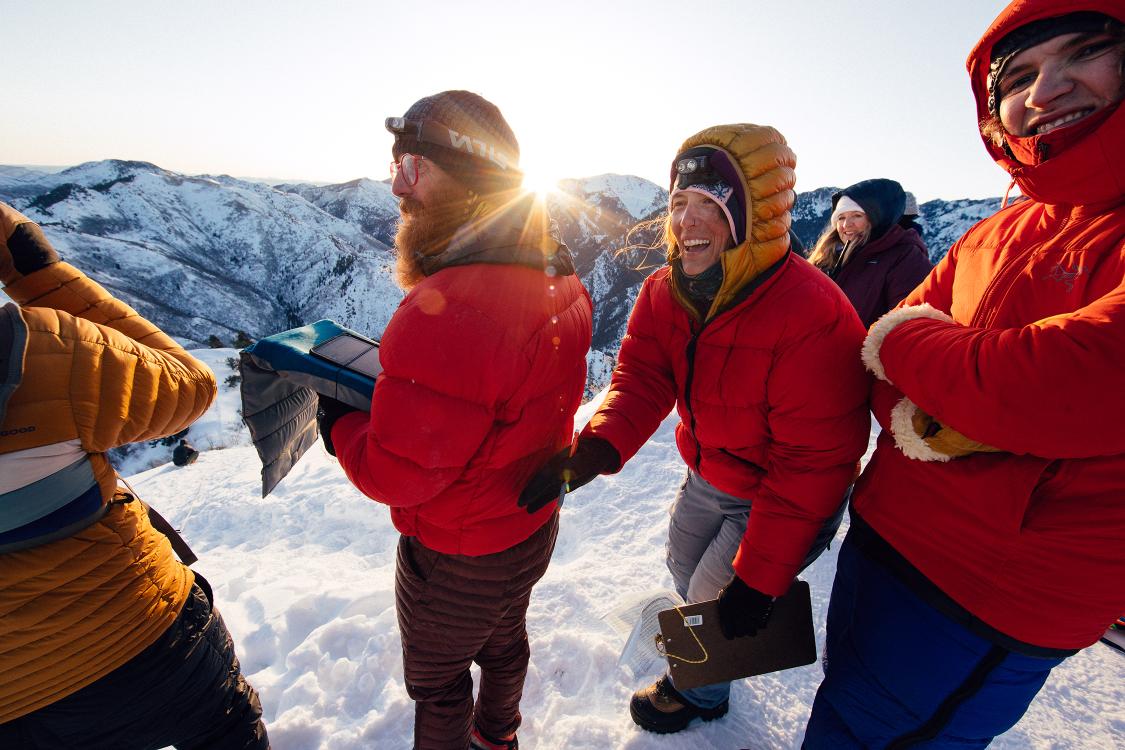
[670,190,733,276]
[997,30,1125,137]
[835,210,870,244]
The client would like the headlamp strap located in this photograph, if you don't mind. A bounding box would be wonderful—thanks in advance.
[385,116,517,172]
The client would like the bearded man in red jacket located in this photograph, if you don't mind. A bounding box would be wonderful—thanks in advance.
[319,91,592,750]
[804,2,1125,748]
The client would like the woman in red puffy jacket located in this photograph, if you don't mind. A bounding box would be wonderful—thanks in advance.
[520,124,870,734]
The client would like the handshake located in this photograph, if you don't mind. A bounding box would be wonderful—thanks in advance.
[516,435,620,514]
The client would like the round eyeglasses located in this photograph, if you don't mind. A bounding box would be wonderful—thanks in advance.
[390,153,425,187]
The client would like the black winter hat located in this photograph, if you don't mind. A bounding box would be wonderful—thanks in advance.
[832,179,906,240]
[387,90,522,196]
[987,12,1122,116]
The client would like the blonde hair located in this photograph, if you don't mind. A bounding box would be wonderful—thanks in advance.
[808,221,871,272]
[619,214,676,270]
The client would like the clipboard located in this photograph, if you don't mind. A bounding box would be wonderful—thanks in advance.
[655,580,817,689]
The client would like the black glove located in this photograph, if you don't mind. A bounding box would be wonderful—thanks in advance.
[716,574,775,639]
[317,394,362,457]
[517,436,620,514]
[1,204,60,285]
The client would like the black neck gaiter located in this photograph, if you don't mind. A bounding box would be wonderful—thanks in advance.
[673,258,724,306]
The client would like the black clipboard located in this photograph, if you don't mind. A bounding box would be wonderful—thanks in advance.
[656,580,817,689]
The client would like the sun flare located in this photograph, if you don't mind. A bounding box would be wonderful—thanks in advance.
[521,168,562,198]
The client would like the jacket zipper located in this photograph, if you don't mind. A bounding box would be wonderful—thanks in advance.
[969,215,1066,327]
[678,252,790,472]
[683,329,703,471]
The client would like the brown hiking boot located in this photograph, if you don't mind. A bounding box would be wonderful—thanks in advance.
[629,675,729,734]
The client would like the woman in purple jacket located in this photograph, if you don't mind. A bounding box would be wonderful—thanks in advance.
[808,178,932,328]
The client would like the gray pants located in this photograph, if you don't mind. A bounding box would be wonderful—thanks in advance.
[665,469,847,708]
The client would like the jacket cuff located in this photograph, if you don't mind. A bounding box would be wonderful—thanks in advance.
[861,303,954,384]
[731,547,796,598]
[889,397,953,463]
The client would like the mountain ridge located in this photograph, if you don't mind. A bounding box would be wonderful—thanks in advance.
[1,161,1000,385]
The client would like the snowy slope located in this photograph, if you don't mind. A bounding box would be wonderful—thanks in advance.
[0,161,402,348]
[129,374,1125,749]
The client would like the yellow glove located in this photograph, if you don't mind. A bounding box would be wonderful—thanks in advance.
[910,407,1001,458]
[892,397,1001,462]
[0,203,59,286]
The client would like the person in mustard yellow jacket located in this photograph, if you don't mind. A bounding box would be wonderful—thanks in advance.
[0,203,269,749]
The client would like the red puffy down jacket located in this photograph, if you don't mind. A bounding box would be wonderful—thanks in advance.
[853,0,1125,650]
[587,255,870,596]
[332,211,592,556]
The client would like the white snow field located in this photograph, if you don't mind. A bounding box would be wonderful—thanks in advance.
[131,359,1125,749]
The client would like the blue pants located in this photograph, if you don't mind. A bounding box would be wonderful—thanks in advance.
[665,470,846,709]
[803,531,1065,749]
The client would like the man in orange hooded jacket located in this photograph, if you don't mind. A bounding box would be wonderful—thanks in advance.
[804,2,1125,747]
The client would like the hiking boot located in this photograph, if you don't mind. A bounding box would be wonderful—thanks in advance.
[469,724,518,750]
[629,674,729,734]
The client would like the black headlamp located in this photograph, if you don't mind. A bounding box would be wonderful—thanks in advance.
[675,154,712,176]
[384,116,517,172]
[385,116,456,151]
[672,152,722,189]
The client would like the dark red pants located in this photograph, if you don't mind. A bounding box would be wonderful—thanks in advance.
[396,512,559,749]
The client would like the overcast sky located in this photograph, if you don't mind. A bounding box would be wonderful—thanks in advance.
[2,0,1012,201]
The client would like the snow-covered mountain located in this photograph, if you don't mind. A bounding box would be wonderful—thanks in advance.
[789,185,1000,261]
[0,161,401,348]
[0,161,1000,372]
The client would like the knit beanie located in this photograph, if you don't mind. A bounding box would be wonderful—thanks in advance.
[987,12,1121,116]
[387,90,523,195]
[831,179,906,239]
[669,146,746,245]
[830,195,866,226]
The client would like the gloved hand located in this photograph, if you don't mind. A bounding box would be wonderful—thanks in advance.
[317,394,363,457]
[716,574,775,639]
[517,436,620,514]
[1,203,60,285]
[907,402,1000,459]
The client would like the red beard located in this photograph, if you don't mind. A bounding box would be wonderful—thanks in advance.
[393,189,471,290]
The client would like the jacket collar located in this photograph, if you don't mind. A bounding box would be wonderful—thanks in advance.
[420,194,576,277]
[966,0,1125,206]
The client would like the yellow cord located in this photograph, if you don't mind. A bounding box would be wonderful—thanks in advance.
[660,604,710,665]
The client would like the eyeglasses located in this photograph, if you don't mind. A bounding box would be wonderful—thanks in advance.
[390,153,425,187]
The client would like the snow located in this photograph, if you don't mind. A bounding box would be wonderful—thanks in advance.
[566,174,667,221]
[128,369,1125,749]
